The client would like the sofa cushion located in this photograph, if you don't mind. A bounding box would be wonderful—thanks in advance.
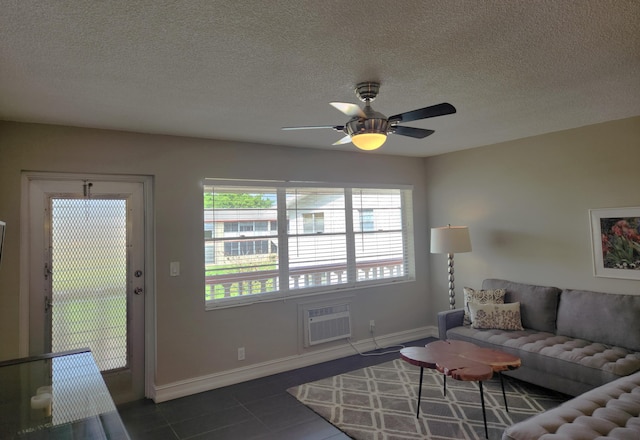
[463,286,506,325]
[502,370,640,440]
[469,302,524,331]
[446,326,640,385]
[482,279,561,333]
[557,289,640,352]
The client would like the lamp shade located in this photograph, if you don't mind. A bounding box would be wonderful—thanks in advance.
[430,225,472,254]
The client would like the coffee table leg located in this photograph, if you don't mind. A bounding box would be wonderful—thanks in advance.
[479,381,488,439]
[416,367,424,418]
[499,372,509,412]
[443,374,447,396]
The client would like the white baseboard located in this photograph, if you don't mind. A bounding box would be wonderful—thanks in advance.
[152,325,437,403]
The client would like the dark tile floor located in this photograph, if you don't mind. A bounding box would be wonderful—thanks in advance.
[117,337,435,440]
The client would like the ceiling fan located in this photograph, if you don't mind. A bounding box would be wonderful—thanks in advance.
[282,81,456,151]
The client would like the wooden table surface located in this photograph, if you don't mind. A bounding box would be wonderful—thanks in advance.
[400,339,521,381]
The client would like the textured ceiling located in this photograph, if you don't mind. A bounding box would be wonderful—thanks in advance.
[1,1,639,157]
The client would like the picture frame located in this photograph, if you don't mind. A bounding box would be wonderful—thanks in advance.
[589,207,640,280]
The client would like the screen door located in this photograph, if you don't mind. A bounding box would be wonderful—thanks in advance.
[49,197,129,371]
[28,178,146,403]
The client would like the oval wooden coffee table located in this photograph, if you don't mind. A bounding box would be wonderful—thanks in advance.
[400,340,521,439]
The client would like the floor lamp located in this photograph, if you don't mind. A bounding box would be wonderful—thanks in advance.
[430,225,472,309]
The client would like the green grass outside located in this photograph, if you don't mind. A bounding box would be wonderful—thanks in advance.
[52,290,127,371]
[51,254,127,370]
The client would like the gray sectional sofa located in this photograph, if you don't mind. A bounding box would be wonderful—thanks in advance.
[438,279,640,438]
[502,370,640,439]
[438,279,640,396]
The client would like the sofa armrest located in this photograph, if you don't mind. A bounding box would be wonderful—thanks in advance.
[437,308,465,340]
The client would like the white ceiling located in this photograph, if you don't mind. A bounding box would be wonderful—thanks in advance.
[1,1,639,157]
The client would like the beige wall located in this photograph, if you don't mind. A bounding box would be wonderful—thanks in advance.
[425,116,640,312]
[0,122,430,384]
[1,116,638,389]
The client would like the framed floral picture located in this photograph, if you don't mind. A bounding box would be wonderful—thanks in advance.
[589,207,640,280]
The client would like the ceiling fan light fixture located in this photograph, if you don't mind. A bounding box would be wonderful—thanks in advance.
[346,116,389,151]
[351,133,387,150]
[282,81,456,151]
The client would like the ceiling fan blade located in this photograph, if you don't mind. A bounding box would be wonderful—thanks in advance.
[392,126,435,139]
[332,135,352,145]
[330,102,366,118]
[282,125,344,131]
[388,102,456,124]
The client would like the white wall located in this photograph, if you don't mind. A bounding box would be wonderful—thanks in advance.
[0,122,431,390]
[425,116,640,312]
[2,116,638,398]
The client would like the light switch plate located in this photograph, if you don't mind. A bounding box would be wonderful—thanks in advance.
[170,261,180,277]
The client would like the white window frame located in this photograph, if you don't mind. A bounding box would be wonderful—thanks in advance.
[204,179,415,309]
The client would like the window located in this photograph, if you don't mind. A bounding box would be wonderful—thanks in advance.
[302,213,324,233]
[222,221,273,234]
[204,180,414,307]
[357,208,374,232]
[224,240,271,256]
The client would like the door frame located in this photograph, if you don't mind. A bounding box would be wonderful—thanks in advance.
[19,171,156,399]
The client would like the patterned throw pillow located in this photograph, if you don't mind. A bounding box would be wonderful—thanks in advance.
[468,302,525,331]
[463,287,506,325]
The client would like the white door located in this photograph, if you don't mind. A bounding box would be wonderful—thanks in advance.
[28,176,147,403]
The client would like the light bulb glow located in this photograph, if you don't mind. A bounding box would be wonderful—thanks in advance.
[351,133,387,151]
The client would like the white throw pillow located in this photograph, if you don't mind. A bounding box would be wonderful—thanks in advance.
[468,302,524,331]
[463,287,506,325]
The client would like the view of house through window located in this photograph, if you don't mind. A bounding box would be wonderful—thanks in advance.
[204,180,414,307]
[302,212,324,233]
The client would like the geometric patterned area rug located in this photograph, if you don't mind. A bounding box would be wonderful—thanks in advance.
[287,358,569,440]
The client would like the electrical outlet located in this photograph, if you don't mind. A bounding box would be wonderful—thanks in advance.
[237,347,245,361]
[369,320,375,332]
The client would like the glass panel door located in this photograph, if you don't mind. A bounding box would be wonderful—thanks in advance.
[50,198,128,372]
[28,176,147,404]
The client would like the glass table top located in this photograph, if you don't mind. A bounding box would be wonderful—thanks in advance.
[0,349,129,439]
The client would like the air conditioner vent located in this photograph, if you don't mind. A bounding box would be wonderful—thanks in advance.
[306,304,351,346]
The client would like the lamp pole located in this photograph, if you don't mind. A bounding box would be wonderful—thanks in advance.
[447,253,456,309]
[430,225,472,310]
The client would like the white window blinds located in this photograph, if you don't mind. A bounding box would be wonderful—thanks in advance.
[204,180,414,307]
